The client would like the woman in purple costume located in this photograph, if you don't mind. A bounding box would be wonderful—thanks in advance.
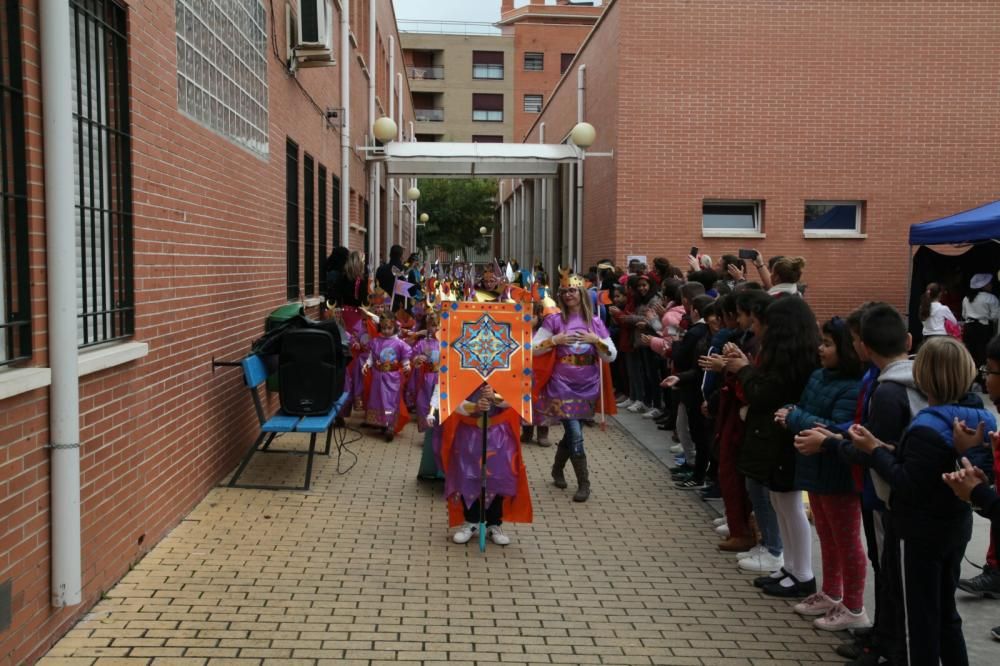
[364,315,412,442]
[532,271,617,502]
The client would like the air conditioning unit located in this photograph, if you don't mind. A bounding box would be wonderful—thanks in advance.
[297,0,333,51]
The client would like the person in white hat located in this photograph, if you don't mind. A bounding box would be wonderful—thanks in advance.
[962,273,1000,371]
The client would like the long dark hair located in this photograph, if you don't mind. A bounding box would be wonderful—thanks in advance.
[822,317,864,378]
[758,297,819,393]
[919,282,943,322]
[630,275,656,306]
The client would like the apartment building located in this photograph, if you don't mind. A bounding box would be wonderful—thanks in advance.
[401,29,515,143]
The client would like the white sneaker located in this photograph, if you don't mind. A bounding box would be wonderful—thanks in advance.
[712,517,728,526]
[715,523,730,538]
[794,592,840,617]
[453,523,478,544]
[627,402,647,413]
[736,544,767,560]
[641,407,662,419]
[669,443,683,454]
[487,525,510,546]
[616,397,633,407]
[738,551,784,573]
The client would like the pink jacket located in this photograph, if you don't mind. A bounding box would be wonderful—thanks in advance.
[648,304,686,357]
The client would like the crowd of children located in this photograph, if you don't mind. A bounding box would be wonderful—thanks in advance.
[325,244,1000,663]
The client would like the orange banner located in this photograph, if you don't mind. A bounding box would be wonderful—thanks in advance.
[438,302,533,424]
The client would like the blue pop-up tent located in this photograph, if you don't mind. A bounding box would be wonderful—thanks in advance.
[907,199,1000,341]
[909,199,1000,246]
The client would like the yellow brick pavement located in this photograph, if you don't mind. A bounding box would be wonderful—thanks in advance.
[40,420,842,665]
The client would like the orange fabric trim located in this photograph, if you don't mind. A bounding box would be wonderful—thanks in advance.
[600,360,618,417]
[531,352,556,404]
[441,407,533,528]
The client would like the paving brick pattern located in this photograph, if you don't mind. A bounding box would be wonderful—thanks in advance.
[40,420,842,665]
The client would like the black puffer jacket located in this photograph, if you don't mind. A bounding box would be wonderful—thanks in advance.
[735,364,811,491]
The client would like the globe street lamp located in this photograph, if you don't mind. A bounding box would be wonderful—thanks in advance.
[570,121,596,149]
[419,213,429,223]
[406,186,421,201]
[373,117,397,143]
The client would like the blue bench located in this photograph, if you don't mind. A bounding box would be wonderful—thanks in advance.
[228,354,349,491]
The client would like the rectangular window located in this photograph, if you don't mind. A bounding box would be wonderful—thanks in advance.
[318,164,327,292]
[175,0,269,155]
[472,50,504,79]
[524,52,544,71]
[523,94,543,113]
[286,139,299,299]
[332,174,341,247]
[804,201,862,235]
[560,52,574,74]
[0,0,31,364]
[71,0,135,348]
[472,93,504,122]
[472,135,504,143]
[303,154,315,296]
[702,201,762,233]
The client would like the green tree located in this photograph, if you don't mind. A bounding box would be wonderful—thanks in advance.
[415,178,498,253]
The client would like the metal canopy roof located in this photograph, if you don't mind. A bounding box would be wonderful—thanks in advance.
[378,142,580,179]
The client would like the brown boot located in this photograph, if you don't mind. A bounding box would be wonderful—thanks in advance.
[551,443,570,489]
[718,536,757,552]
[570,455,590,502]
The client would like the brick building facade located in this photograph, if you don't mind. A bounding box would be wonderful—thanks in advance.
[502,0,1000,316]
[0,1,413,662]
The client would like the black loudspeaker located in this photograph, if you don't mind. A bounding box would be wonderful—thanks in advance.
[278,328,346,416]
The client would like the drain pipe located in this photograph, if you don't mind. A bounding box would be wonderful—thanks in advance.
[539,122,546,272]
[386,35,394,248]
[368,0,378,264]
[396,72,404,248]
[41,0,82,608]
[339,0,350,247]
[575,65,586,269]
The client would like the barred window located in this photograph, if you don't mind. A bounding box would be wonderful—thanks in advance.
[332,175,341,248]
[303,154,315,296]
[175,0,269,156]
[71,0,135,348]
[523,94,543,113]
[286,139,299,299]
[318,164,327,291]
[1,0,31,364]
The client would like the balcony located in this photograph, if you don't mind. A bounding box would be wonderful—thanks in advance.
[407,65,445,80]
[415,108,445,122]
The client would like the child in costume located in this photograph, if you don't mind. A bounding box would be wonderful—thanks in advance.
[409,310,441,432]
[363,313,412,442]
[436,383,532,545]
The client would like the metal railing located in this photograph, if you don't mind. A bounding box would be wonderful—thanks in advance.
[398,19,500,36]
[414,108,445,122]
[407,65,445,80]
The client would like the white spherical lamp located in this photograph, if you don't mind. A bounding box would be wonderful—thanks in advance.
[420,213,430,223]
[570,122,597,149]
[479,226,488,235]
[373,116,397,142]
[406,186,421,201]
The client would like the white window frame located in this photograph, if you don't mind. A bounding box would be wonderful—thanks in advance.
[701,200,765,238]
[803,200,867,239]
[472,64,504,80]
[472,109,503,122]
[523,94,543,113]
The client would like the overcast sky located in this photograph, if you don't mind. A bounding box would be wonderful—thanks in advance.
[392,0,501,24]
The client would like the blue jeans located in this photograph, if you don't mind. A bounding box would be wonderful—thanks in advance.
[561,418,586,457]
[746,477,782,556]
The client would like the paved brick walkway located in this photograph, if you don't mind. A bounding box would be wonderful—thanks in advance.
[40,419,843,665]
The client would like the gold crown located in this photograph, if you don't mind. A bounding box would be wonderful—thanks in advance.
[558,266,586,289]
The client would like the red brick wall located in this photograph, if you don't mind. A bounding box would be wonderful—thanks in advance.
[613,0,1000,317]
[0,1,413,663]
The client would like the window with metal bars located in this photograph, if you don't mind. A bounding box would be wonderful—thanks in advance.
[70,0,135,348]
[286,138,299,299]
[0,0,31,365]
[318,164,327,291]
[304,154,315,296]
[332,175,341,249]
